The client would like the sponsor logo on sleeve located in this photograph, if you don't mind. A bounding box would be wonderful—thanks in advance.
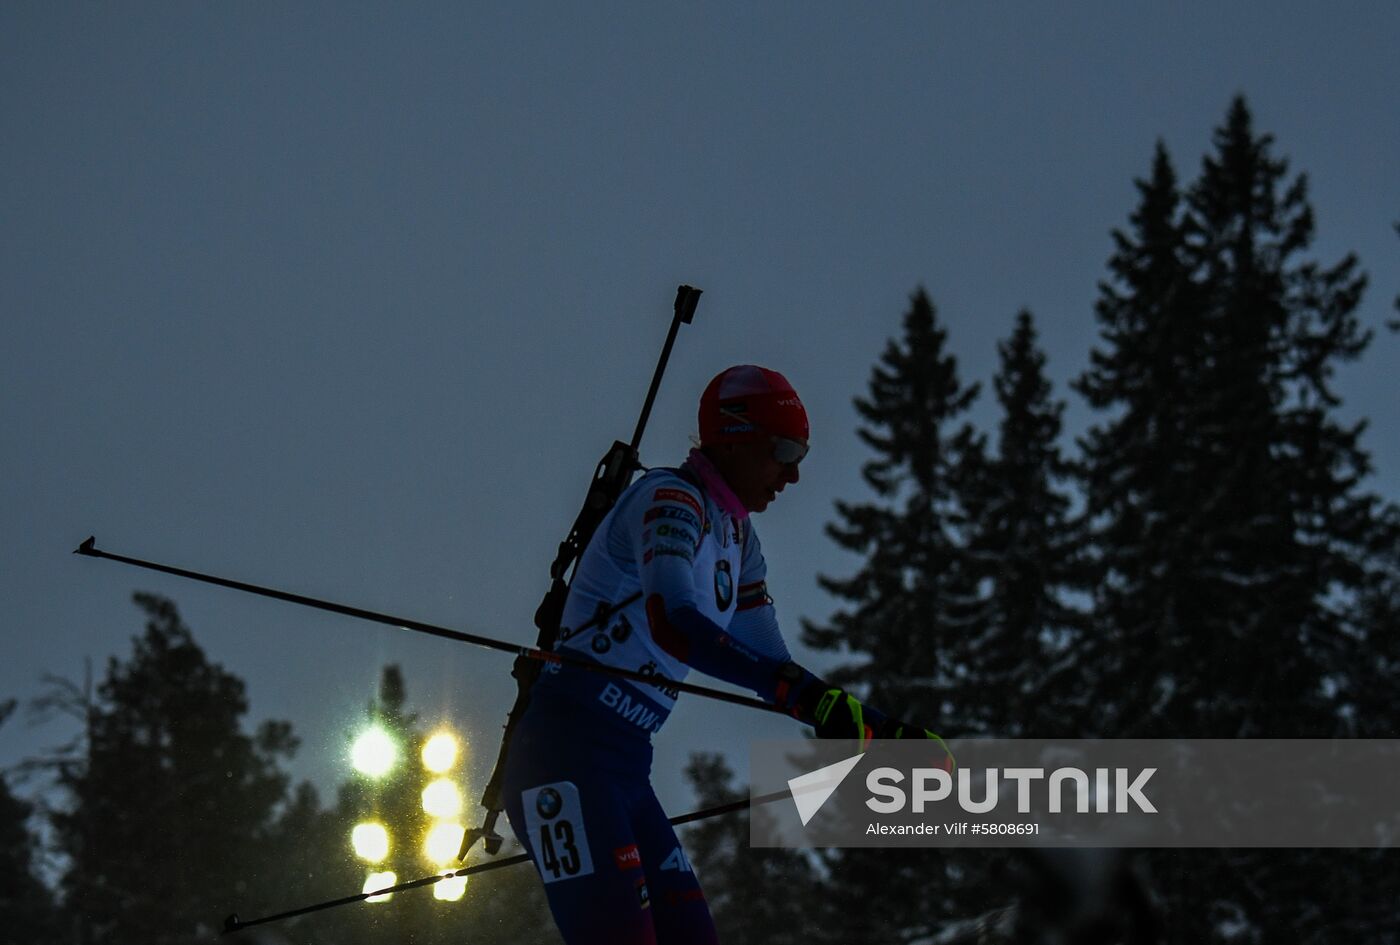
[650,543,695,562]
[653,523,699,546]
[644,506,701,529]
[653,488,703,517]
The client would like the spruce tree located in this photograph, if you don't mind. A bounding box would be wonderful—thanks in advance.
[802,289,1007,941]
[50,593,299,945]
[1180,96,1375,738]
[804,287,985,732]
[1076,97,1393,942]
[964,310,1090,737]
[1073,141,1211,739]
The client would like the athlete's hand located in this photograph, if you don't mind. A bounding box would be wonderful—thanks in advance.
[806,687,889,750]
[772,665,951,763]
[772,665,878,746]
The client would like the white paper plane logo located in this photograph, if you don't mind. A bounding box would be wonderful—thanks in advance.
[787,752,864,826]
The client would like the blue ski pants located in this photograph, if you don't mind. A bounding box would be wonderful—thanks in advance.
[501,707,720,945]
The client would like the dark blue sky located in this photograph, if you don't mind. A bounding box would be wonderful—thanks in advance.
[4,3,1396,820]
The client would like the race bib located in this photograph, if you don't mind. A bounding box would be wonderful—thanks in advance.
[522,782,596,884]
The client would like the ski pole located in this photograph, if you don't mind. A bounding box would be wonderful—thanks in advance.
[73,536,780,716]
[222,850,532,934]
[221,787,792,935]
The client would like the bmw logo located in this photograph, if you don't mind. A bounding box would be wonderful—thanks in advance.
[536,787,562,820]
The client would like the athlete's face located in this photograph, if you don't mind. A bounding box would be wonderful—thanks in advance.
[710,439,803,513]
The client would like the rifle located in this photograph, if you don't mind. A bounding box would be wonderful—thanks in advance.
[459,284,703,859]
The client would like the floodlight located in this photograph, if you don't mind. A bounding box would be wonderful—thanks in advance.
[363,871,397,903]
[421,778,463,818]
[421,732,459,773]
[351,726,398,778]
[351,822,390,863]
[424,822,465,866]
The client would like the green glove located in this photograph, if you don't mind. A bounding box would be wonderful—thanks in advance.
[785,669,955,770]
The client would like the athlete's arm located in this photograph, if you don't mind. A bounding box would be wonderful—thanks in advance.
[632,482,788,700]
[726,523,792,663]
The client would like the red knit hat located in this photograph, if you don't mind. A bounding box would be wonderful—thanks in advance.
[698,365,809,446]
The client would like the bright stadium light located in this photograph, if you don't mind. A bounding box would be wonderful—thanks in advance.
[421,778,463,818]
[351,822,390,863]
[424,822,465,866]
[421,732,460,773]
[363,871,397,903]
[351,726,398,778]
[434,873,468,902]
